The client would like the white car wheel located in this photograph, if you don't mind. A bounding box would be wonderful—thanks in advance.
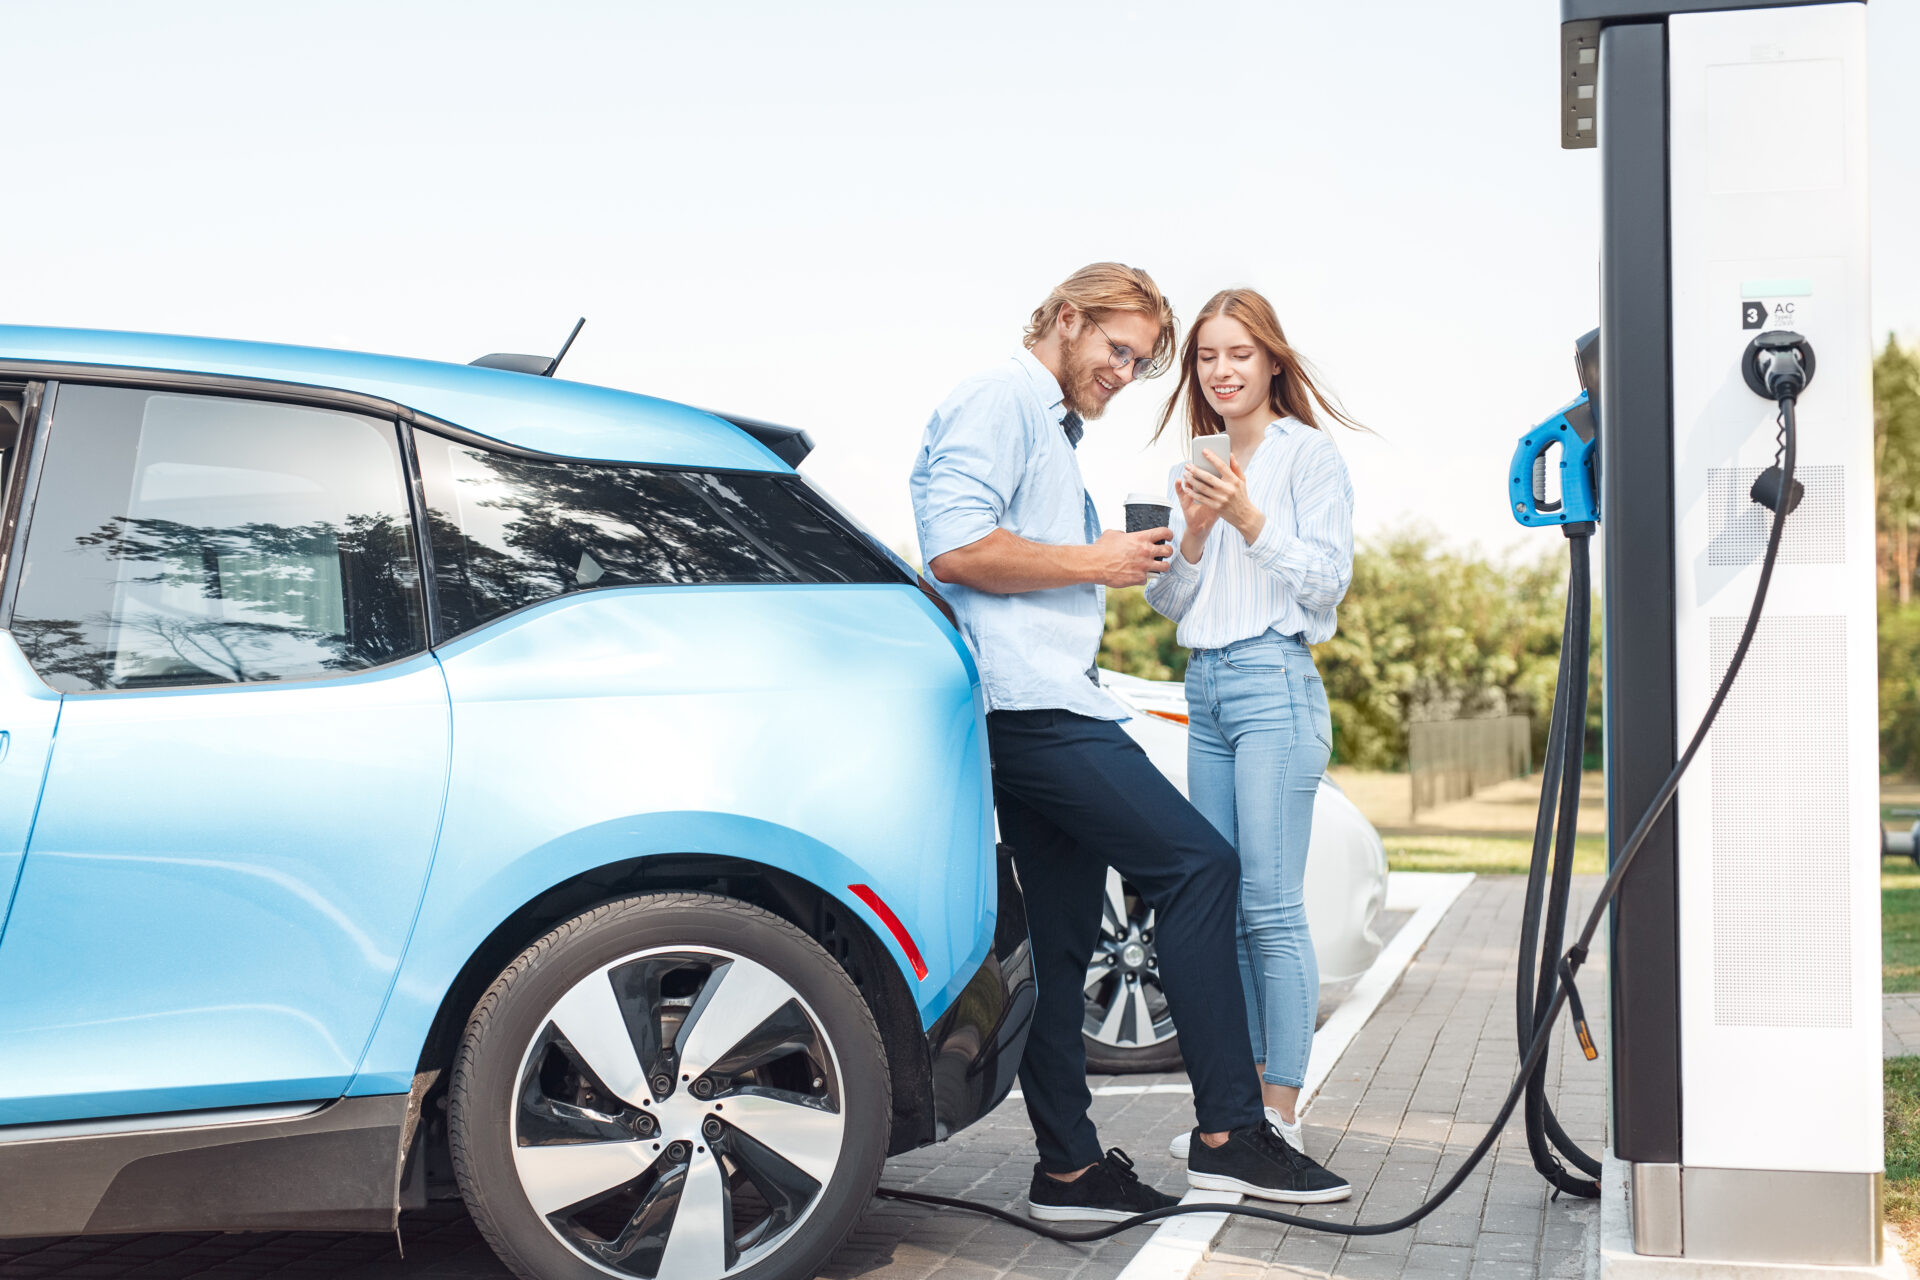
[1081,871,1183,1073]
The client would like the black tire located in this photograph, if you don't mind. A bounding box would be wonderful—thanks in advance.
[448,892,890,1280]
[1083,1026,1185,1075]
[1081,873,1185,1075]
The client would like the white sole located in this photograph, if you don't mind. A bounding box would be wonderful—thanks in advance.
[1170,1118,1305,1162]
[1026,1201,1142,1223]
[1186,1171,1352,1204]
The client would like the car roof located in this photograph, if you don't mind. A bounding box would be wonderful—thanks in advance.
[0,325,789,472]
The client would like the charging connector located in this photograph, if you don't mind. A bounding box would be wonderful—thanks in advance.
[1744,329,1815,401]
[1744,331,1814,516]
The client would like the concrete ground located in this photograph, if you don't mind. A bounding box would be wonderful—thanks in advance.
[1887,994,1920,1058]
[0,876,1602,1280]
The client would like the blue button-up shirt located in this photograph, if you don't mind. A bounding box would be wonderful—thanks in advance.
[910,350,1124,720]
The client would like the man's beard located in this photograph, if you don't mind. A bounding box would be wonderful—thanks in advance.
[1060,333,1113,422]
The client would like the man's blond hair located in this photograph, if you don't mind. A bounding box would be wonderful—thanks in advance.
[1021,262,1177,376]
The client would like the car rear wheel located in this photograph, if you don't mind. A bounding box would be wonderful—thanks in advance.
[1081,871,1184,1074]
[449,892,889,1280]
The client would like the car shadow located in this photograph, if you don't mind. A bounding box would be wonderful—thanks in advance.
[0,1200,511,1279]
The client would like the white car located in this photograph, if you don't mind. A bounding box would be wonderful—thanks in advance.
[1082,669,1389,1072]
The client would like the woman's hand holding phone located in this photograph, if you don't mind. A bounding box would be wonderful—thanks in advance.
[1174,474,1219,550]
[1183,449,1266,545]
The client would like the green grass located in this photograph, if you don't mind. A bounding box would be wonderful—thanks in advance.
[1383,834,1606,877]
[1886,1057,1920,1253]
[1886,855,1920,993]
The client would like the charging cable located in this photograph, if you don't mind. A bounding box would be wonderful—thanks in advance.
[1515,528,1603,1199]
[875,341,1808,1243]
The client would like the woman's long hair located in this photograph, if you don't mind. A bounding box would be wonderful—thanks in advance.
[1152,288,1364,444]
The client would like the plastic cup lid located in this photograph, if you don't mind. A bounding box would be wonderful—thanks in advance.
[1126,492,1168,506]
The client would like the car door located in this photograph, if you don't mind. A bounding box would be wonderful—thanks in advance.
[0,382,450,1126]
[0,637,60,941]
[0,382,60,942]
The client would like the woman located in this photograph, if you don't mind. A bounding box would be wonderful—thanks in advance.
[1145,288,1358,1162]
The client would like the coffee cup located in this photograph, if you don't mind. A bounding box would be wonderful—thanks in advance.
[1125,492,1172,538]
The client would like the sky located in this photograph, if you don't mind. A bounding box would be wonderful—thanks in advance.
[4,0,1914,563]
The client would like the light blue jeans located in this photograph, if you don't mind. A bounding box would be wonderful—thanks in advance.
[1184,630,1332,1089]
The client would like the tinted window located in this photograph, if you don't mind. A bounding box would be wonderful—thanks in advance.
[11,386,425,691]
[0,386,25,581]
[415,432,899,637]
[697,471,902,584]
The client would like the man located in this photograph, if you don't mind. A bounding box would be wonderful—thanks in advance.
[910,263,1350,1220]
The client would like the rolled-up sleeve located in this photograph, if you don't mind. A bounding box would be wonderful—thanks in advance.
[1245,437,1354,611]
[1144,462,1202,622]
[915,380,1028,564]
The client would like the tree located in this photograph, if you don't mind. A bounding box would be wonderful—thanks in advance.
[1100,587,1186,682]
[1877,336,1920,602]
[1312,528,1585,769]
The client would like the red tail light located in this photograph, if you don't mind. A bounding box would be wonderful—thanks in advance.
[848,883,928,980]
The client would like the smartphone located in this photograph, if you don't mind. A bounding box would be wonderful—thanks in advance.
[1190,433,1231,478]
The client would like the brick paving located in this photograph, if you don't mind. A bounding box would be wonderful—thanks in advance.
[0,877,1600,1280]
[1192,877,1605,1280]
[1887,994,1920,1058]
[820,1078,1197,1280]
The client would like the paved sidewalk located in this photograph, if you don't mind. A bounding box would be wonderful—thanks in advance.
[1190,876,1605,1280]
[0,877,1599,1280]
[1887,994,1920,1058]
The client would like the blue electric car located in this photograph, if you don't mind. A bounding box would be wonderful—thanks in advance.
[0,327,1032,1280]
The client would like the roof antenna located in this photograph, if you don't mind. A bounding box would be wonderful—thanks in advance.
[542,317,586,376]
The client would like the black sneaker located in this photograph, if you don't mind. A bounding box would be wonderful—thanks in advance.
[1027,1148,1180,1222]
[1187,1121,1352,1203]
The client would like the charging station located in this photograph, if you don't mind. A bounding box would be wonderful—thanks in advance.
[1563,0,1883,1269]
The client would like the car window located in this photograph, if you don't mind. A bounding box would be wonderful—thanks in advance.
[9,385,426,691]
[415,431,900,638]
[0,385,25,585]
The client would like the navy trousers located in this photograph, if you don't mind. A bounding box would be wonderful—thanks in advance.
[987,708,1264,1172]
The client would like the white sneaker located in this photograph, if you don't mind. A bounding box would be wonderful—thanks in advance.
[1168,1107,1304,1160]
[1271,1108,1305,1155]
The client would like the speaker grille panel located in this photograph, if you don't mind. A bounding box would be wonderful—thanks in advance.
[1708,464,1844,565]
[1709,614,1851,1028]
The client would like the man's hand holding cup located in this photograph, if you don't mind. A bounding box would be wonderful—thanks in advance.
[1084,493,1174,589]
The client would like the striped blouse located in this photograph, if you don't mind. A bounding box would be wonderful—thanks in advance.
[1143,417,1355,649]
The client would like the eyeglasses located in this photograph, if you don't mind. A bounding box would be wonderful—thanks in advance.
[1085,313,1171,380]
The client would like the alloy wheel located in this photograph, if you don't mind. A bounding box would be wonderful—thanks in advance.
[510,946,845,1280]
[1082,871,1179,1054]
